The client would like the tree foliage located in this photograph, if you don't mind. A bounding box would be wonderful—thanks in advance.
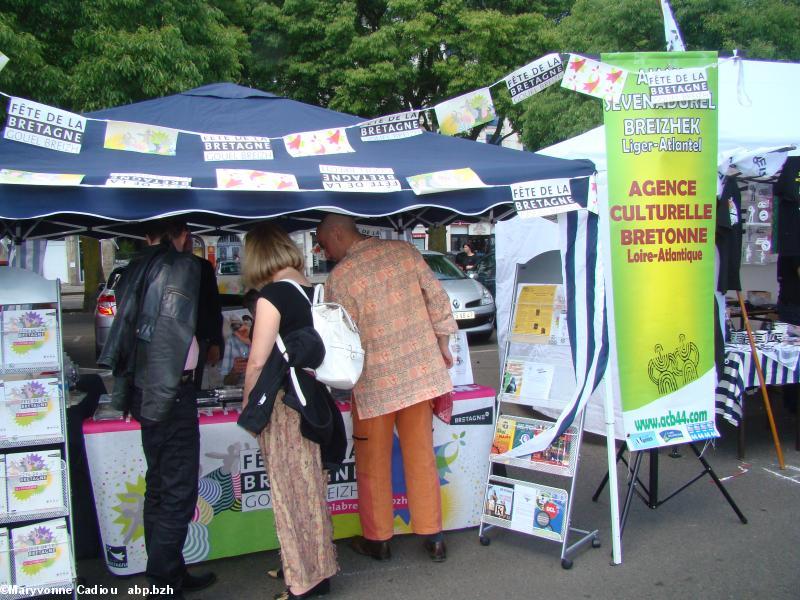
[1,0,799,147]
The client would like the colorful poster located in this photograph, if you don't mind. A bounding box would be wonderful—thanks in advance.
[319,165,401,193]
[484,484,513,521]
[512,284,557,338]
[11,518,72,588]
[283,127,354,158]
[0,377,63,442]
[105,173,191,188]
[83,387,495,575]
[104,120,179,156]
[561,55,627,102]
[602,51,719,451]
[435,88,496,136]
[407,167,486,195]
[504,53,565,104]
[200,134,273,161]
[511,178,578,219]
[2,309,59,370]
[5,450,65,514]
[360,111,422,142]
[532,488,568,541]
[645,67,710,104]
[3,97,86,154]
[215,169,298,191]
[0,169,84,186]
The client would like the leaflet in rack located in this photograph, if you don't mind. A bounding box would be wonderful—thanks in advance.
[12,517,72,588]
[0,377,64,443]
[491,415,578,476]
[483,478,569,542]
[0,528,10,589]
[510,284,569,345]
[2,309,60,370]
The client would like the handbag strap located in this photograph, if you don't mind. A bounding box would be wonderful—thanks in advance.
[277,278,312,306]
[275,333,307,407]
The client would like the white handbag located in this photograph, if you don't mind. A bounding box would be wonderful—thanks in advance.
[279,279,364,391]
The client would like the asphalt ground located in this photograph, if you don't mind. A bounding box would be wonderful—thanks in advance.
[61,312,800,600]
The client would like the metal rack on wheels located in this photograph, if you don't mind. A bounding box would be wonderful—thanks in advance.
[477,265,599,569]
[0,268,76,600]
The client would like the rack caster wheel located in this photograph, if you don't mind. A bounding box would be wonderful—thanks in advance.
[561,558,573,570]
[479,536,491,546]
[592,538,602,548]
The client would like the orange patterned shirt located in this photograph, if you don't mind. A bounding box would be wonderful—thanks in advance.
[325,237,458,419]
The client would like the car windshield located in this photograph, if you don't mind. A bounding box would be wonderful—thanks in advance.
[476,252,494,275]
[218,262,241,275]
[423,254,466,280]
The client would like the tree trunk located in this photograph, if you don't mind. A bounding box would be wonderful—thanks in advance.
[427,225,447,253]
[81,236,103,312]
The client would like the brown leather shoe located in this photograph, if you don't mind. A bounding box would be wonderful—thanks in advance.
[424,539,447,562]
[349,536,391,560]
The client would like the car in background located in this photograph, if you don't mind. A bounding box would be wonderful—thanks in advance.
[421,250,495,342]
[94,266,126,358]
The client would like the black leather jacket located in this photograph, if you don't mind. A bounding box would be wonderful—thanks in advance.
[99,243,200,422]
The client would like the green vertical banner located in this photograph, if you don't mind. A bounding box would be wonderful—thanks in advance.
[602,51,719,450]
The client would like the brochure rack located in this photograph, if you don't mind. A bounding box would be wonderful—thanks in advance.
[0,268,76,600]
[478,271,599,569]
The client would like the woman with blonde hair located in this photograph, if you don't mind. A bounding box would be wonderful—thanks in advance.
[240,222,338,599]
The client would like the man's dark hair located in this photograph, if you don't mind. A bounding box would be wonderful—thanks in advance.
[242,288,260,316]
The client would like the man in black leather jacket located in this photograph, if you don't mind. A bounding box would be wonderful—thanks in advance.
[99,219,216,598]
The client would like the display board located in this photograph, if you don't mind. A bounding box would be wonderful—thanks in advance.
[84,385,495,575]
[0,268,76,599]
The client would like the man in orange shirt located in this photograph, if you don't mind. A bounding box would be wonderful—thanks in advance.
[317,214,457,563]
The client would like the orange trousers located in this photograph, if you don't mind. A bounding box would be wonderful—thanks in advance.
[352,399,442,541]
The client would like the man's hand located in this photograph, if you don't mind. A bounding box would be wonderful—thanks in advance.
[206,344,221,366]
[438,335,454,369]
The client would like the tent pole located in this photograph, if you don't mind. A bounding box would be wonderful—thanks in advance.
[604,376,623,565]
[736,291,784,469]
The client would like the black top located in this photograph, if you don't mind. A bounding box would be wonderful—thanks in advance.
[715,177,743,292]
[196,256,224,347]
[778,255,800,306]
[259,280,314,336]
[774,157,800,256]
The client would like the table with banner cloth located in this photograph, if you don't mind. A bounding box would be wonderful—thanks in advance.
[714,343,800,457]
[82,384,495,576]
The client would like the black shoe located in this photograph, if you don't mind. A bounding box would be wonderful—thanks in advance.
[273,577,330,599]
[349,536,391,560]
[424,538,447,562]
[267,567,284,580]
[182,570,217,591]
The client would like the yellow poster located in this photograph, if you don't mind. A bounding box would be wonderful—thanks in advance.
[512,284,557,338]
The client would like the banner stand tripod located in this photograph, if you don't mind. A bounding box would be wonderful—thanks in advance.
[592,443,747,535]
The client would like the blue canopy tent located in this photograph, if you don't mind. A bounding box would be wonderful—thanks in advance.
[0,83,595,239]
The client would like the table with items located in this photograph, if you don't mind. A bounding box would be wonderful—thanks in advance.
[83,384,496,575]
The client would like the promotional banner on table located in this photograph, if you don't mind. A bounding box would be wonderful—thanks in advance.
[602,51,720,451]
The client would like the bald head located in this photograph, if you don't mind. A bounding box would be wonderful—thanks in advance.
[317,214,364,262]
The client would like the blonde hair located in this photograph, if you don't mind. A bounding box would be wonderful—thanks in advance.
[242,222,304,289]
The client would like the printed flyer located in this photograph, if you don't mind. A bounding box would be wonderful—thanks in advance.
[501,358,555,402]
[0,377,63,442]
[602,51,720,450]
[5,450,64,514]
[12,518,72,588]
[2,309,59,370]
[532,488,568,541]
[104,121,178,156]
[483,484,514,521]
[511,284,560,340]
[435,88,496,136]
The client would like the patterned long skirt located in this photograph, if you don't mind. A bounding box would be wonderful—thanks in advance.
[258,392,338,590]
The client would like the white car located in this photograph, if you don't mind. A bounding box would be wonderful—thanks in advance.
[421,251,495,342]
